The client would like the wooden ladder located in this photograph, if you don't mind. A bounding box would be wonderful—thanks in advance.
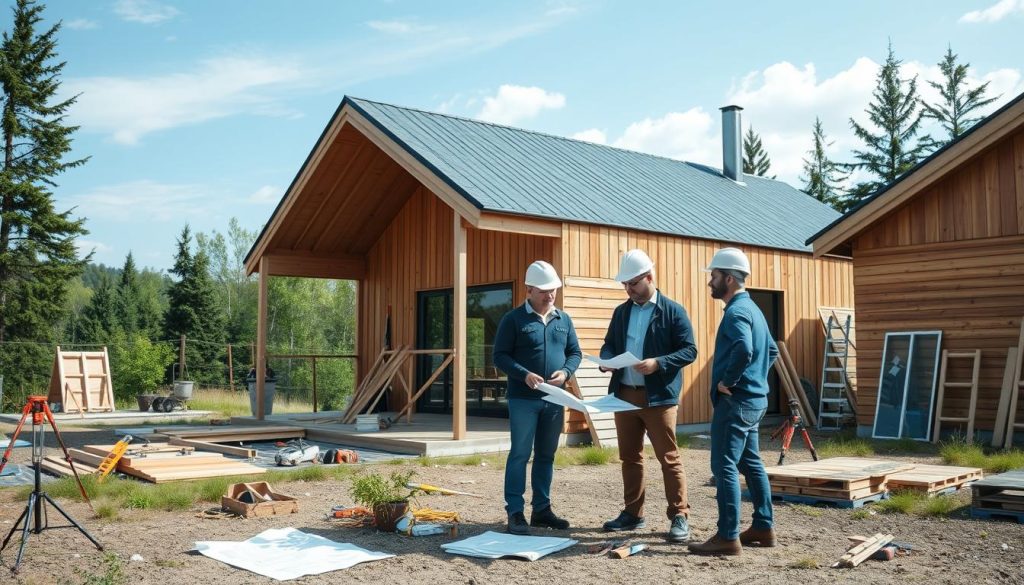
[1000,320,1024,449]
[931,350,981,444]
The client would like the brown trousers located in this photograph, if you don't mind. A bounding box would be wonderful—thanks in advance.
[614,386,689,519]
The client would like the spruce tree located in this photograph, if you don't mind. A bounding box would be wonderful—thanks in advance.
[742,127,774,178]
[921,47,998,150]
[846,43,927,204]
[0,0,88,402]
[163,225,226,384]
[116,252,141,333]
[74,274,119,343]
[800,118,848,210]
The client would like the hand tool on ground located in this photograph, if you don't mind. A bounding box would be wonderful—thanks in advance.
[407,481,484,498]
[609,542,647,558]
[0,396,103,573]
[587,539,628,554]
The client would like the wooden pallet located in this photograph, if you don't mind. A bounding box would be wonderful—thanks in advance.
[971,470,1024,520]
[765,457,915,491]
[769,490,889,509]
[886,464,983,494]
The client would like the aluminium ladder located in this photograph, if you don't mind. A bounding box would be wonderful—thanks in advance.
[818,314,852,430]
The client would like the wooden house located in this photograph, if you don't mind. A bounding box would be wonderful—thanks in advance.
[808,90,1024,439]
[245,97,854,439]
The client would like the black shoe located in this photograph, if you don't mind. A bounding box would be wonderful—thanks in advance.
[507,511,531,535]
[603,510,645,532]
[531,506,570,529]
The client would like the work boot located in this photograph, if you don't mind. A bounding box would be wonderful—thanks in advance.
[602,510,646,532]
[530,506,570,530]
[507,511,531,535]
[739,526,777,547]
[667,514,690,543]
[688,534,742,556]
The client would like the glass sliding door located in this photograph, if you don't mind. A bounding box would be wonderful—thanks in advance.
[416,283,514,417]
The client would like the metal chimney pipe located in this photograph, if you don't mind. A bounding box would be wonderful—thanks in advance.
[720,105,743,182]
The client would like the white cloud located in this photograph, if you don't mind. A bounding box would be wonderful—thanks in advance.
[113,0,180,24]
[75,239,112,259]
[367,20,434,34]
[65,18,99,30]
[960,0,1024,23]
[571,128,607,144]
[68,180,218,222]
[65,56,305,144]
[612,108,719,166]
[476,85,566,125]
[247,185,281,204]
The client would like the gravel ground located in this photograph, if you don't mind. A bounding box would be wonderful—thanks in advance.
[1,423,1022,584]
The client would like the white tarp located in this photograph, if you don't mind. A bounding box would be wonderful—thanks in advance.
[441,531,577,561]
[584,351,642,370]
[194,527,393,581]
[537,383,639,414]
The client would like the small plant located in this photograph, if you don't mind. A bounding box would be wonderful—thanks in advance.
[579,446,617,465]
[74,552,126,585]
[789,557,820,569]
[94,501,119,520]
[675,433,692,448]
[350,470,415,507]
[849,508,871,520]
[920,494,961,518]
[818,436,874,458]
[789,503,823,518]
[875,491,919,515]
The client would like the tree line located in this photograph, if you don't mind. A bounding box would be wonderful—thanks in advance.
[743,43,998,211]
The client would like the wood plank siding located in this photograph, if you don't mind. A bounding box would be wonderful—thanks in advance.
[359,187,554,414]
[558,224,854,425]
[850,128,1024,432]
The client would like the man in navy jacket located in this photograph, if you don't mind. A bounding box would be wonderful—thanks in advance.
[494,260,582,536]
[689,247,778,556]
[599,249,697,543]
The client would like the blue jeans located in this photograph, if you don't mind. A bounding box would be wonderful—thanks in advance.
[710,396,772,540]
[504,398,564,515]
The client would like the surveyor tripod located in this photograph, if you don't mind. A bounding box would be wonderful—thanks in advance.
[0,396,102,573]
[770,398,819,465]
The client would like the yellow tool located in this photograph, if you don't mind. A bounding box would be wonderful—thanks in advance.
[407,482,483,498]
[96,435,133,480]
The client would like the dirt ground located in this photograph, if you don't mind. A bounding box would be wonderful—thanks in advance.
[1,423,1022,584]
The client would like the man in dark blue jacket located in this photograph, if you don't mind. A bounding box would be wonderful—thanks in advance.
[599,249,698,543]
[493,260,582,536]
[690,247,779,556]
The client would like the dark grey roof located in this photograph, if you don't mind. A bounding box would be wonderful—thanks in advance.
[346,96,840,253]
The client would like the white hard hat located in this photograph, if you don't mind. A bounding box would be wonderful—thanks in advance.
[614,249,655,282]
[704,247,751,276]
[525,260,562,289]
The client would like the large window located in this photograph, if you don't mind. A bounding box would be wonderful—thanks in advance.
[416,283,514,417]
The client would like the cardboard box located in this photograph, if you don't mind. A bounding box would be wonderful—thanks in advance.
[221,481,298,517]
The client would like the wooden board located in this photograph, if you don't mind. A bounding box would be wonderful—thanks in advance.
[46,346,115,413]
[886,464,983,493]
[765,457,915,491]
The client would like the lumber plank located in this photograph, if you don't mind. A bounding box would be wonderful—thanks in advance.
[167,437,256,459]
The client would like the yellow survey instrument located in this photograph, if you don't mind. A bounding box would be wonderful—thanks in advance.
[96,435,133,480]
[407,482,483,498]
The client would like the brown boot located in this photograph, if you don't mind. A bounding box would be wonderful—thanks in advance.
[687,534,741,556]
[739,526,777,547]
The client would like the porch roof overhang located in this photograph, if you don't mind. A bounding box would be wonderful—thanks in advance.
[243,102,560,279]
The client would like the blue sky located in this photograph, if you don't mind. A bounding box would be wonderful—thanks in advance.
[37,0,1024,271]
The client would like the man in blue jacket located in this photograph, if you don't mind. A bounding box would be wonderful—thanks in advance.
[493,260,582,536]
[599,249,698,543]
[689,247,779,556]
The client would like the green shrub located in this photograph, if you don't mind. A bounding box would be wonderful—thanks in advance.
[109,331,175,401]
[920,494,962,518]
[350,470,415,506]
[579,446,616,465]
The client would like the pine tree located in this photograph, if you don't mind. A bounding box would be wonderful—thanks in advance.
[742,127,774,178]
[74,274,119,343]
[0,0,88,402]
[800,118,848,210]
[163,225,226,384]
[921,47,998,150]
[846,43,927,205]
[116,252,141,333]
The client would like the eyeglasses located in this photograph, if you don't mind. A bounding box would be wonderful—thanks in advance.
[622,273,650,288]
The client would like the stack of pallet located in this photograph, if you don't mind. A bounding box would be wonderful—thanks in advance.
[971,470,1024,523]
[41,442,264,483]
[762,457,982,508]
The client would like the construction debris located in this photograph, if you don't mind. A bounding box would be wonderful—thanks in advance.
[833,533,894,568]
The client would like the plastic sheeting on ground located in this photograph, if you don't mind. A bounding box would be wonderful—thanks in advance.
[193,527,393,581]
[441,531,577,561]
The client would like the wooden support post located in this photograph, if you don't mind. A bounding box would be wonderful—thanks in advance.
[256,257,269,420]
[311,357,318,413]
[179,335,186,381]
[227,344,234,388]
[453,213,467,440]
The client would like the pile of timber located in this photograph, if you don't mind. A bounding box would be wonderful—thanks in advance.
[971,470,1024,523]
[154,425,306,443]
[41,442,264,483]
[762,457,981,507]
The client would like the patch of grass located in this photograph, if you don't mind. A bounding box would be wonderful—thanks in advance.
[195,477,234,503]
[940,439,1024,473]
[186,387,315,418]
[849,508,871,520]
[416,453,504,468]
[152,483,195,510]
[74,552,127,585]
[93,499,120,520]
[875,437,934,455]
[676,433,692,448]
[789,557,820,569]
[875,490,920,515]
[789,504,824,518]
[124,489,155,509]
[817,436,874,458]
[920,494,962,518]
[579,446,617,465]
